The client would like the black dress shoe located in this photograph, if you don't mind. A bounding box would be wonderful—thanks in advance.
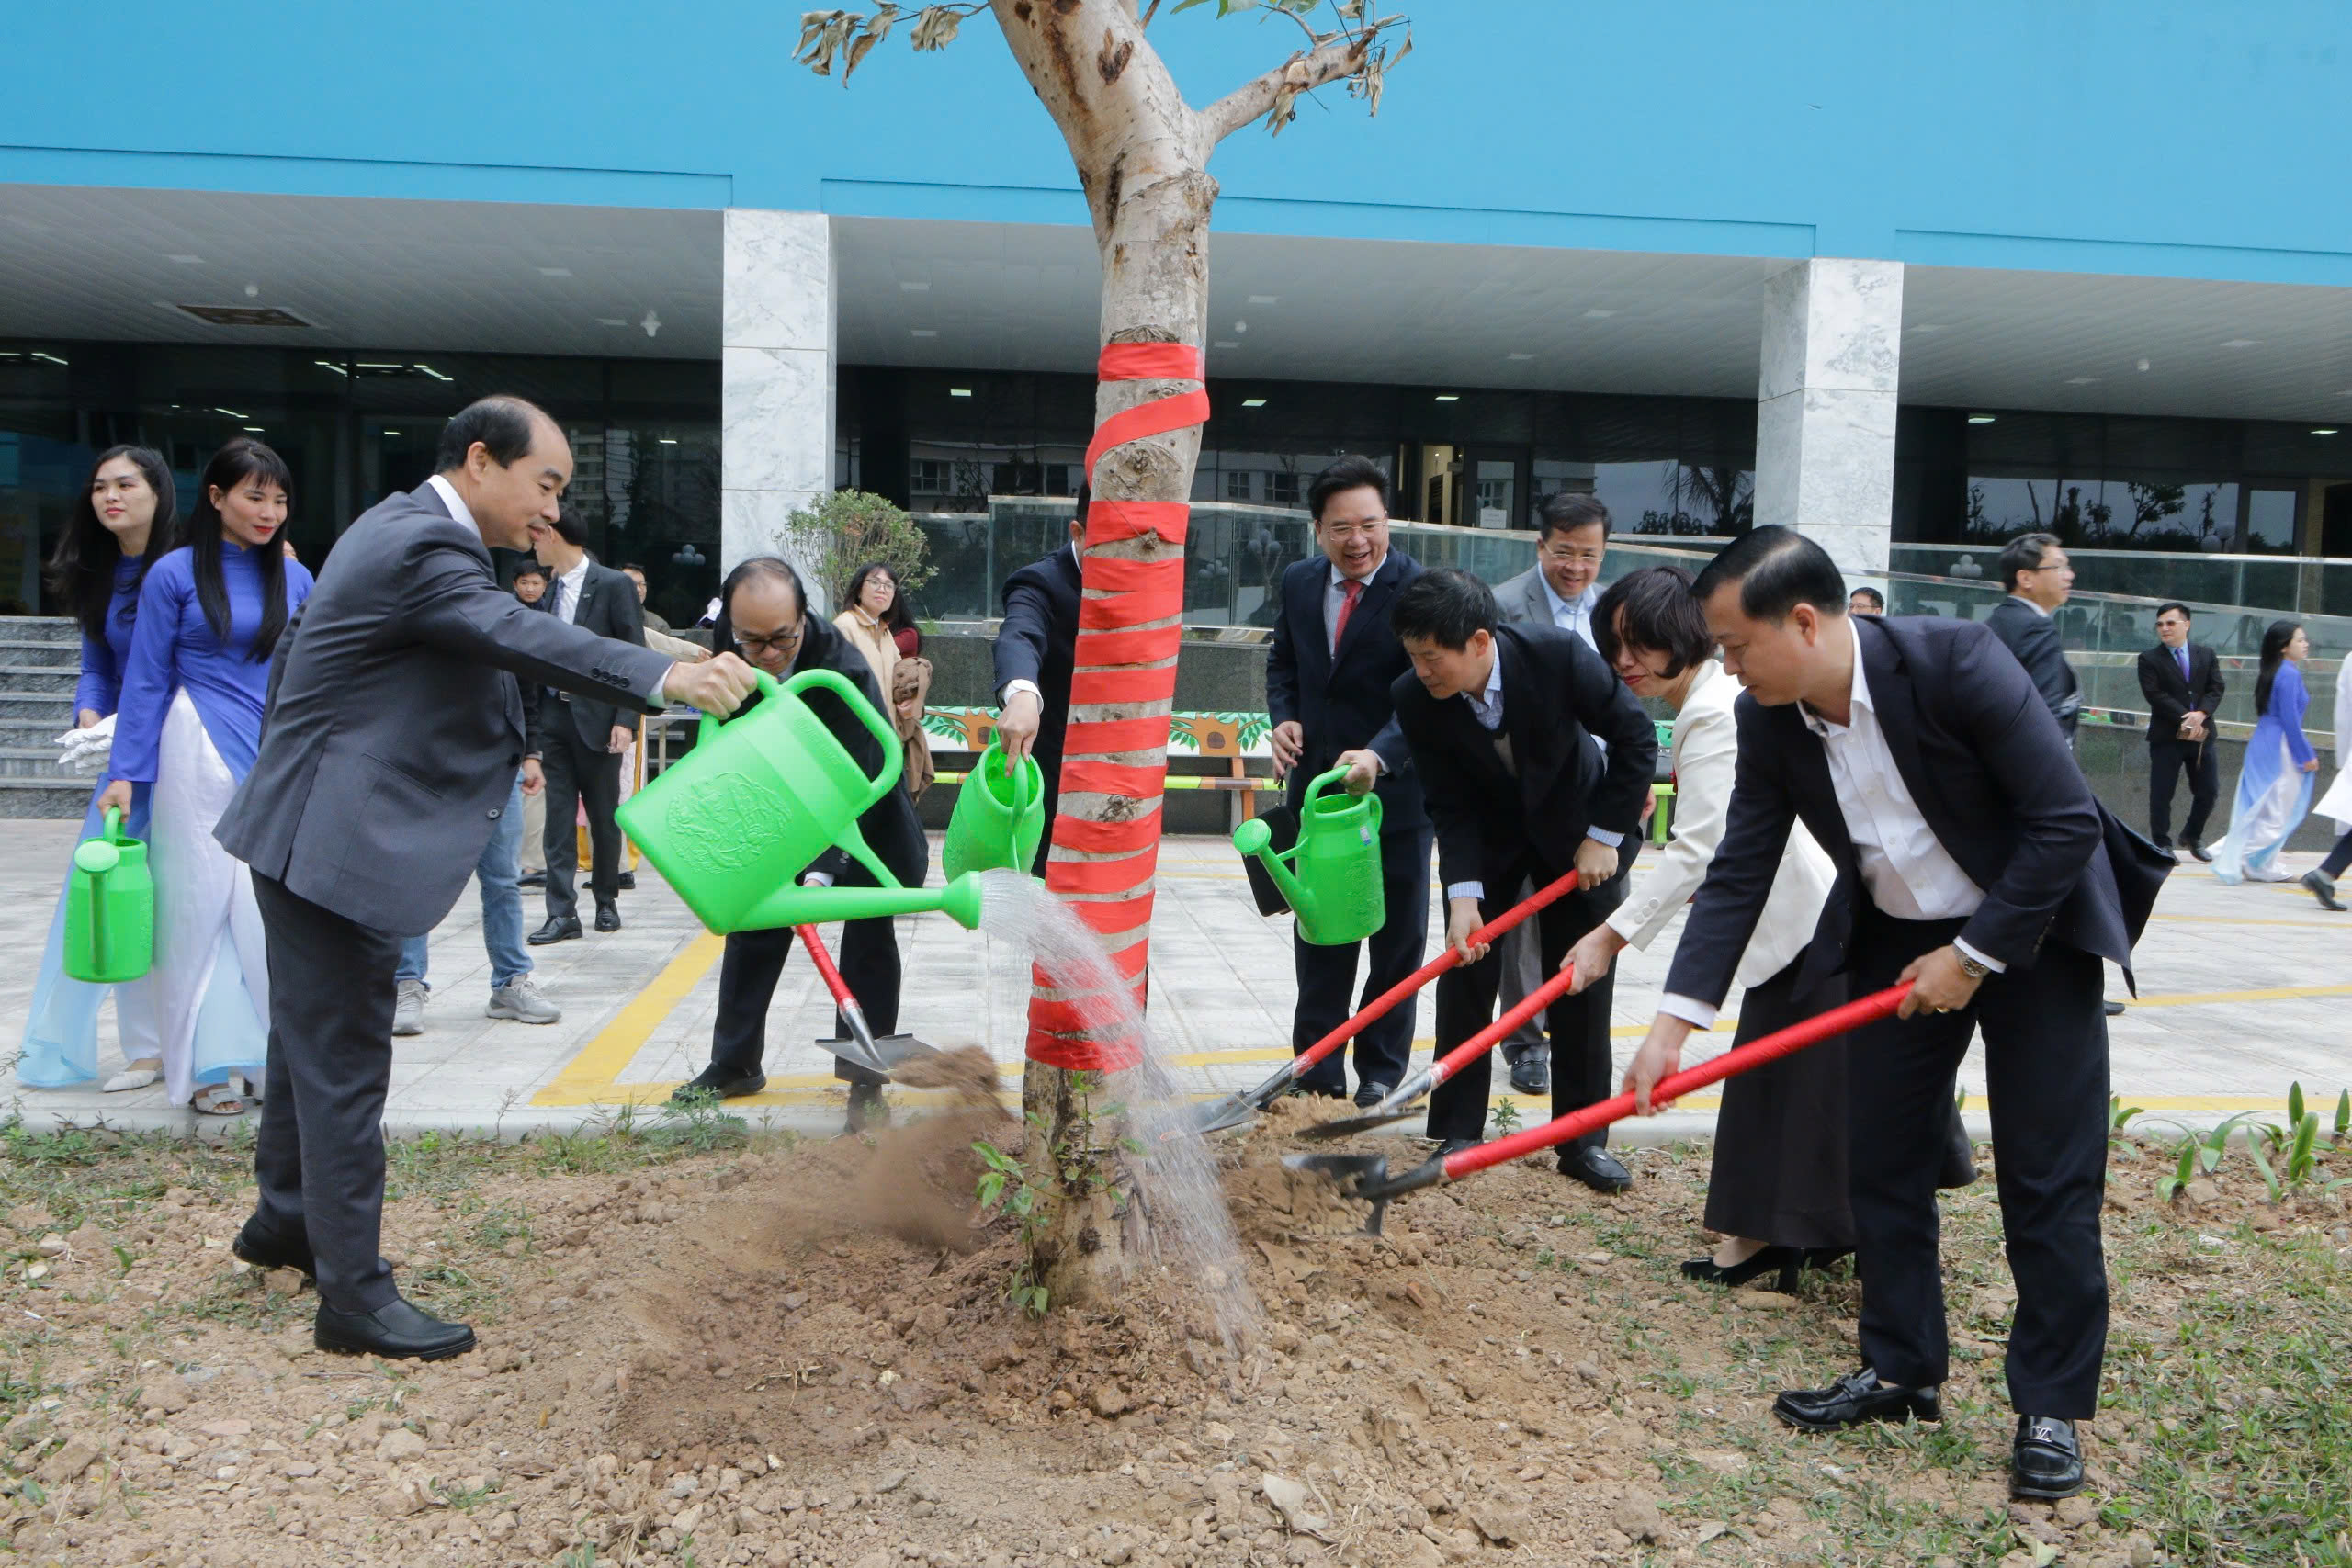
[2011,1415,2086,1499]
[616,871,636,891]
[528,915,582,945]
[2304,870,2347,911]
[594,900,622,933]
[232,1222,315,1277]
[1938,1112,1979,1189]
[2103,999,2126,1017]
[1558,1146,1632,1192]
[670,1065,767,1102]
[1509,1051,1551,1096]
[1352,1080,1396,1110]
[1680,1245,1802,1292]
[314,1295,476,1361]
[1772,1366,1941,1430]
[1435,1138,1481,1159]
[517,871,546,888]
[2186,840,2212,863]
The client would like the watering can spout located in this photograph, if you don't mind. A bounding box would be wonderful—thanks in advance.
[737,871,989,934]
[1233,817,1312,922]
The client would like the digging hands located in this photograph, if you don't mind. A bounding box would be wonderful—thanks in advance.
[1572,835,1620,887]
[1269,719,1305,776]
[1896,944,1983,1019]
[1624,1014,1696,1115]
[1445,897,1489,965]
[1563,924,1627,994]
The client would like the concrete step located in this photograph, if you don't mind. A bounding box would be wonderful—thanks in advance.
[0,616,77,644]
[0,691,78,721]
[0,638,81,669]
[0,776,93,818]
[0,746,90,779]
[0,666,77,694]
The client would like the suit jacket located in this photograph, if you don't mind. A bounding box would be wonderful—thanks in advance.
[216,482,673,936]
[992,544,1081,785]
[1606,660,1836,988]
[536,558,647,750]
[1662,615,2172,1010]
[1389,621,1658,892]
[1264,549,1425,833]
[2136,640,2226,742]
[1492,566,1559,629]
[1985,595,2080,739]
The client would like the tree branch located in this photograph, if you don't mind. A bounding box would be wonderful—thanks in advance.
[1196,32,1371,143]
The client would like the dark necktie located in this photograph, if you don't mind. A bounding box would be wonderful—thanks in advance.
[2177,646,2190,682]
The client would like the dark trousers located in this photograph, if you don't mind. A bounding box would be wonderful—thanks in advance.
[1292,826,1432,1095]
[540,718,623,920]
[1424,855,1623,1146]
[246,872,403,1314]
[1702,962,1855,1251]
[2322,829,2352,880]
[2146,735,2220,849]
[1846,909,2110,1417]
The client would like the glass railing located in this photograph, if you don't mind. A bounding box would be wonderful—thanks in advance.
[1890,543,2352,621]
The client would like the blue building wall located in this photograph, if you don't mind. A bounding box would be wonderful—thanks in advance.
[4,2,2348,283]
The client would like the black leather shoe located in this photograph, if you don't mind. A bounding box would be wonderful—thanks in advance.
[315,1295,476,1361]
[1772,1366,1941,1430]
[2186,840,2212,863]
[528,915,582,945]
[1938,1113,1979,1189]
[1352,1080,1396,1110]
[2304,870,2346,911]
[616,871,636,891]
[1435,1138,1480,1159]
[1509,1051,1551,1096]
[1680,1245,1802,1292]
[232,1222,314,1277]
[670,1065,766,1102]
[594,900,622,933]
[2103,999,2126,1017]
[1558,1146,1632,1192]
[2011,1415,2085,1499]
[517,871,546,888]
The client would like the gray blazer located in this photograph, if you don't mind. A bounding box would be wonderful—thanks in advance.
[1492,565,1555,626]
[215,481,674,936]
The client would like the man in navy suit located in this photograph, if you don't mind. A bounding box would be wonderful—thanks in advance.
[1624,527,2168,1502]
[992,491,1084,877]
[1264,457,1429,1105]
[2136,601,2226,862]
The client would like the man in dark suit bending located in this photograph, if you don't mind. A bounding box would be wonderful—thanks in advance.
[1266,457,1428,1106]
[526,503,647,942]
[2136,601,2226,862]
[992,490,1083,877]
[216,396,756,1359]
[1385,569,1657,1187]
[1623,526,2167,1501]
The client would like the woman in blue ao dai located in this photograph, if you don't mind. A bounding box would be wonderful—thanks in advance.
[2211,620,2319,885]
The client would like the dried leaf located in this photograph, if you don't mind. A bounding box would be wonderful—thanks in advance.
[910,6,964,50]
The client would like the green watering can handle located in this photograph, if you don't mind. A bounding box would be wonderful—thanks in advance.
[708,669,909,892]
[104,804,126,841]
[75,807,125,877]
[1302,765,1353,810]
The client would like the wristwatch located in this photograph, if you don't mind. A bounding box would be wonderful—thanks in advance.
[1954,952,1991,981]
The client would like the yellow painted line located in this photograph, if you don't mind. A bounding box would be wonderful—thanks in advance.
[530,931,726,1106]
[2149,913,2347,928]
[2128,982,2352,1009]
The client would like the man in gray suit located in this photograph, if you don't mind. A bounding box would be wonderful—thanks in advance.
[1486,493,1615,1117]
[216,396,755,1360]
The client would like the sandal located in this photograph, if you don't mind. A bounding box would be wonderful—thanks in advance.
[191,1075,249,1117]
[103,1062,163,1093]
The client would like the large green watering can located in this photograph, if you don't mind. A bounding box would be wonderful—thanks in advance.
[616,669,984,933]
[63,806,153,984]
[1232,766,1385,946]
[942,740,1045,880]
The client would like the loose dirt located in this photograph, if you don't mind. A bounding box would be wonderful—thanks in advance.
[3,1115,2342,1568]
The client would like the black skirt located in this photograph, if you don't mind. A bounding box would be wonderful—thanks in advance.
[1701,960,1857,1251]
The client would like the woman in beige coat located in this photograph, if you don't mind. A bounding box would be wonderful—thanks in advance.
[834,562,933,797]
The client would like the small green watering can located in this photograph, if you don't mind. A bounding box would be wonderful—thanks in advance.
[63,806,153,984]
[1232,766,1385,946]
[943,740,1045,880]
[616,669,984,933]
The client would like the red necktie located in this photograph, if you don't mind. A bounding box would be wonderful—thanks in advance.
[1331,577,1363,652]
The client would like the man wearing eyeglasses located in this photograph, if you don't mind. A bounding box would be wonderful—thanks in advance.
[1486,493,1618,1116]
[669,556,927,1134]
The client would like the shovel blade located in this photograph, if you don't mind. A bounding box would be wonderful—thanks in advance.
[1295,1106,1419,1142]
[813,1032,945,1076]
[1182,1093,1262,1138]
[1280,1151,1393,1236]
[809,1032,892,1075]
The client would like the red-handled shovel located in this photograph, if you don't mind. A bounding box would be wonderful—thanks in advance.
[796,924,945,1076]
[1287,982,1912,1235]
[1182,871,1582,1136]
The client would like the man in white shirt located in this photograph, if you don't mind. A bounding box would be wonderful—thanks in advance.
[1623,527,2168,1504]
[1489,493,1613,1094]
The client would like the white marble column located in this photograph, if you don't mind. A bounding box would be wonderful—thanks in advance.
[1752,258,1904,580]
[721,209,835,602]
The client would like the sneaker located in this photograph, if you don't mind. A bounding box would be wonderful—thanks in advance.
[486,977,562,1024]
[392,979,427,1036]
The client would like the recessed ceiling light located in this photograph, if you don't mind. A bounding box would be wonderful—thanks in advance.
[313,359,347,376]
[2221,338,2258,348]
[2314,428,2342,436]
[1507,352,1535,361]
[166,254,202,265]
[537,266,572,277]
[384,430,401,436]
[910,329,938,338]
[899,281,931,292]
[242,425,264,433]
[1247,295,1279,305]
[948,388,972,398]
[215,407,247,419]
[29,352,67,367]
[1434,394,1460,402]
[2064,377,2100,385]
[2137,358,2153,372]
[1582,309,1615,319]
[1241,398,1267,408]
[1967,414,1997,424]
[659,437,679,445]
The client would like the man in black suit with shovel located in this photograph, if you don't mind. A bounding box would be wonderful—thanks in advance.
[1623,526,2169,1502]
[1265,457,1428,1108]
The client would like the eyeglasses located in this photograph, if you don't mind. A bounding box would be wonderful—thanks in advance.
[1318,519,1387,541]
[1539,544,1603,565]
[734,626,804,654]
